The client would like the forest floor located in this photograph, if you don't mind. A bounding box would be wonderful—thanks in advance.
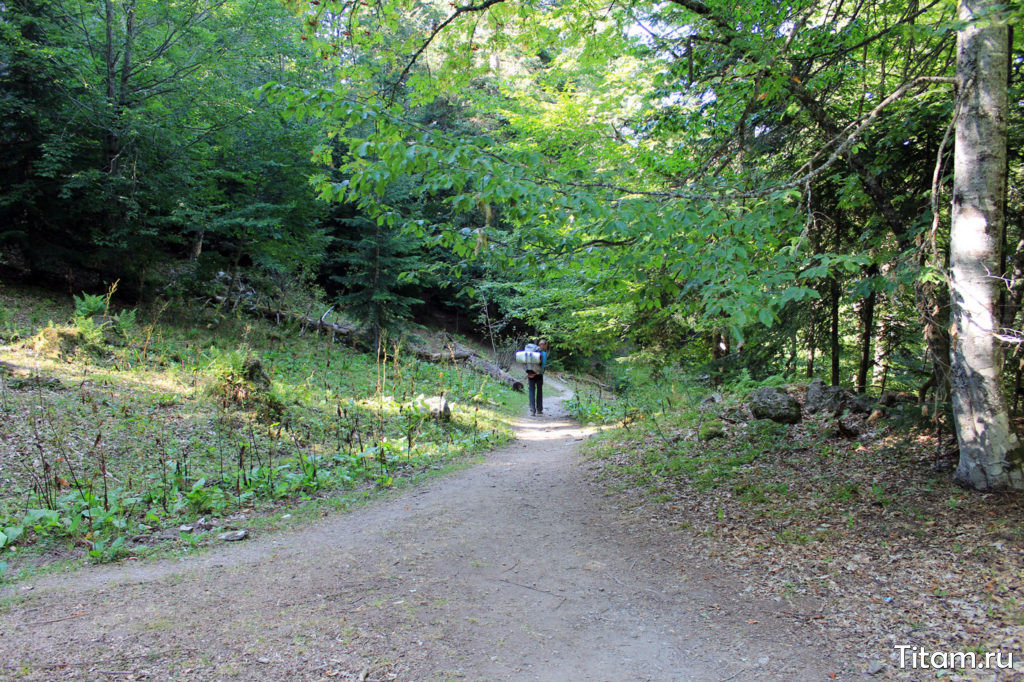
[0,378,864,681]
[570,379,1024,682]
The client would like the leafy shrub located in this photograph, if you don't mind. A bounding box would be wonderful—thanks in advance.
[72,315,106,347]
[73,292,107,318]
[112,308,138,338]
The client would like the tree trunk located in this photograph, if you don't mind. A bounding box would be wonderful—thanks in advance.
[949,0,1024,490]
[856,271,877,394]
[806,309,816,378]
[829,276,840,386]
[1013,356,1023,418]
[711,330,729,360]
[102,0,119,178]
[919,280,951,409]
[873,310,889,391]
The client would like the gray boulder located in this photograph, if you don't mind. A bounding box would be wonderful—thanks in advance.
[218,530,248,542]
[699,392,724,409]
[749,387,802,424]
[805,379,853,414]
[849,394,875,414]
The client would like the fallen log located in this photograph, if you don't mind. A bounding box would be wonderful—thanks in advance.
[211,296,523,391]
[465,351,524,392]
[211,295,362,340]
[561,372,613,392]
[407,337,523,392]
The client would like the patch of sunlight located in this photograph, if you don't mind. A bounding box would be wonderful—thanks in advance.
[514,415,586,442]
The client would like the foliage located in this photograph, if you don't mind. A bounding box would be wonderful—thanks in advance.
[72,293,107,319]
[0,0,330,289]
[1,0,1022,493]
[260,0,1022,407]
[326,215,426,341]
[0,288,517,572]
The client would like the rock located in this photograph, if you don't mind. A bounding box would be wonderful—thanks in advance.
[698,420,726,441]
[805,379,852,414]
[849,394,874,414]
[867,661,885,675]
[699,392,723,408]
[721,405,744,422]
[0,361,32,379]
[31,326,85,359]
[218,530,248,542]
[837,413,865,438]
[424,396,451,420]
[406,394,451,420]
[180,518,214,533]
[749,387,801,424]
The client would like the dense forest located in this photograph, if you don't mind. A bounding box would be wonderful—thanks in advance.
[2,0,1022,490]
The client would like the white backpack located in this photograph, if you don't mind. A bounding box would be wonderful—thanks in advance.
[515,343,543,372]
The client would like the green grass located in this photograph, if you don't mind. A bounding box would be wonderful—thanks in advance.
[0,286,518,577]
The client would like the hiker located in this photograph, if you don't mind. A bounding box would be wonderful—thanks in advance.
[526,339,548,416]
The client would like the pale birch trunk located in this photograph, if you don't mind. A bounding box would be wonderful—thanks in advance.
[949,0,1024,489]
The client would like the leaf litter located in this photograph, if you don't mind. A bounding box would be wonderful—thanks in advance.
[581,393,1024,680]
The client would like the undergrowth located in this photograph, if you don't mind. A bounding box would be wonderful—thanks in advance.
[0,287,516,576]
[572,360,1024,674]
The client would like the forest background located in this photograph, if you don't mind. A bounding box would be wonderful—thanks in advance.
[1,0,1023,492]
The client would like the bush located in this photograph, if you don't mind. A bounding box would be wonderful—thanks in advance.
[73,292,107,318]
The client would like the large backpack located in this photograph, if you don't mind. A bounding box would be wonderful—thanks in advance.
[515,342,543,373]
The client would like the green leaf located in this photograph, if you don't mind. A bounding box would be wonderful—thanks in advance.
[3,526,23,545]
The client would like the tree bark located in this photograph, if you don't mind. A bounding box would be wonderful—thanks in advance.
[829,276,841,386]
[806,308,816,378]
[856,267,878,394]
[949,0,1024,490]
[711,330,729,360]
[873,309,889,391]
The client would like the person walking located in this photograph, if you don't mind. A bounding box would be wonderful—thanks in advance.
[527,339,548,416]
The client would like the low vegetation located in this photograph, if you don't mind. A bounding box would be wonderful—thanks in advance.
[568,370,1024,672]
[0,288,516,577]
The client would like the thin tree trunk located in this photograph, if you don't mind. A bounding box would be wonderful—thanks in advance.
[919,281,951,409]
[102,0,118,177]
[1013,355,1023,418]
[806,308,816,378]
[873,309,889,390]
[829,276,840,386]
[856,269,878,394]
[950,0,1023,490]
[711,330,729,360]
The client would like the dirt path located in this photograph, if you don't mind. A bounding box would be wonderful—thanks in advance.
[1,379,864,681]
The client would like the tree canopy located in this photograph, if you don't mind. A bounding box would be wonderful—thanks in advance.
[2,0,1022,488]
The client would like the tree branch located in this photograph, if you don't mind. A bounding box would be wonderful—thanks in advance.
[387,0,507,104]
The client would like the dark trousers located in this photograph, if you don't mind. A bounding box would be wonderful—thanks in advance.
[528,373,544,414]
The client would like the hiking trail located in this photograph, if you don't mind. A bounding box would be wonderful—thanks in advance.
[1,378,862,680]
